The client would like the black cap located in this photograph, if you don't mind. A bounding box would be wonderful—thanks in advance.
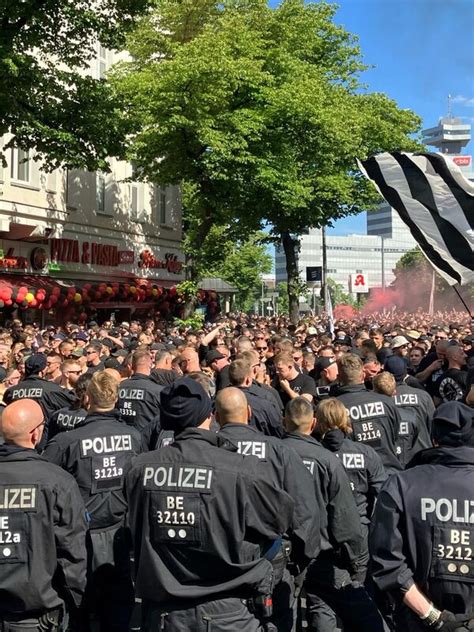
[101,338,114,349]
[384,356,407,382]
[25,353,47,377]
[313,356,336,379]
[160,377,213,433]
[206,349,225,365]
[431,402,474,447]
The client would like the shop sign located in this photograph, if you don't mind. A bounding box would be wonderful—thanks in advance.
[118,250,134,264]
[50,238,120,267]
[138,250,183,273]
[0,248,28,270]
[349,273,369,293]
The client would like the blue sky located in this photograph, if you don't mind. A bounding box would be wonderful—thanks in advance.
[270,0,474,235]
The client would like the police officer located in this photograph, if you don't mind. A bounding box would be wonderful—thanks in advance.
[216,387,321,631]
[334,353,402,473]
[283,397,384,632]
[0,400,87,631]
[3,353,76,424]
[370,402,474,632]
[117,349,163,431]
[318,397,387,541]
[48,373,91,439]
[228,358,285,437]
[43,371,142,632]
[381,359,433,467]
[125,377,295,632]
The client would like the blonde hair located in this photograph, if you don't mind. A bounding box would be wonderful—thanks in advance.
[315,398,352,435]
[87,371,118,409]
[337,354,363,385]
[372,371,396,397]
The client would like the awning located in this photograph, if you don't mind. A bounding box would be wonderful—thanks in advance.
[0,274,73,293]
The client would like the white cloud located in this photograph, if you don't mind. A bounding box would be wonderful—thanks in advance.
[451,95,474,107]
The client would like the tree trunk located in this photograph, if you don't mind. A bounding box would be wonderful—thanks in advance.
[183,213,215,317]
[281,230,300,325]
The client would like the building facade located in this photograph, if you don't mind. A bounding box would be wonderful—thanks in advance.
[0,45,185,324]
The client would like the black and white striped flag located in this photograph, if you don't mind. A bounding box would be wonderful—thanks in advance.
[357,152,474,286]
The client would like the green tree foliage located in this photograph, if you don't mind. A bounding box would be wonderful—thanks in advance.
[0,0,148,170]
[276,282,289,315]
[327,277,357,307]
[393,246,474,306]
[200,231,273,311]
[112,0,421,320]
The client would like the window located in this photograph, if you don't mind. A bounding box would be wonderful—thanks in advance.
[129,183,139,219]
[159,187,167,224]
[11,148,30,182]
[96,172,106,213]
[98,44,107,79]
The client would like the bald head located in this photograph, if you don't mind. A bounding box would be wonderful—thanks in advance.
[215,387,250,426]
[180,348,200,374]
[1,399,44,448]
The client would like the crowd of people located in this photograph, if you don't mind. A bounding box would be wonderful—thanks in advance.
[0,307,473,632]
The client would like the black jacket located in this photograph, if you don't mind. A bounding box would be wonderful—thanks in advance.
[43,410,142,530]
[48,406,88,439]
[334,384,402,473]
[3,375,76,423]
[238,386,284,437]
[0,445,87,616]
[218,423,321,568]
[370,446,474,613]
[322,429,387,526]
[393,382,433,467]
[117,373,163,431]
[283,431,364,572]
[125,428,295,603]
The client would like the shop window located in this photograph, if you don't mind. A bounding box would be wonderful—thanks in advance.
[11,148,30,182]
[96,172,106,213]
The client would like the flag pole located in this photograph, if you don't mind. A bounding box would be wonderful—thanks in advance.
[428,269,435,316]
[452,285,473,319]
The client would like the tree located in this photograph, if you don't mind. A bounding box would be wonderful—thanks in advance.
[112,0,421,320]
[392,246,474,311]
[0,0,149,170]
[199,230,273,311]
[276,282,289,315]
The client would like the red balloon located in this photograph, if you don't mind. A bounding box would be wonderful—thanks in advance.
[5,299,12,306]
[30,298,37,308]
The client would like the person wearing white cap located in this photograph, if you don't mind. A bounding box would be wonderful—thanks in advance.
[391,336,411,359]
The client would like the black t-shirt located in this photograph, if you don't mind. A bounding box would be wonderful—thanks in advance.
[273,372,317,407]
[416,352,447,397]
[435,368,468,402]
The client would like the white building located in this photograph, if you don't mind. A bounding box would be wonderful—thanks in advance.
[0,45,184,324]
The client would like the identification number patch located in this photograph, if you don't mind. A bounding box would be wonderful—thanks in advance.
[432,526,474,583]
[0,513,27,564]
[149,493,200,545]
[353,421,382,447]
[91,454,127,493]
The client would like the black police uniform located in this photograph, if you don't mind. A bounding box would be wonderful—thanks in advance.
[370,446,474,631]
[249,379,284,413]
[125,427,295,632]
[218,423,321,631]
[322,428,387,536]
[3,375,76,424]
[0,444,87,631]
[334,384,402,473]
[283,431,384,632]
[43,410,142,632]
[237,386,285,437]
[48,406,88,439]
[117,373,163,431]
[393,382,433,467]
